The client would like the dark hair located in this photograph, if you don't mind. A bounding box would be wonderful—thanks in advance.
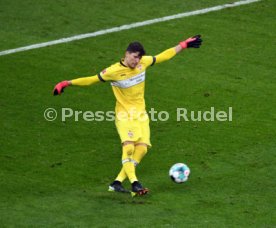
[126,42,146,57]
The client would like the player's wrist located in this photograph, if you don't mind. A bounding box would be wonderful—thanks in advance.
[179,41,188,49]
[60,80,70,87]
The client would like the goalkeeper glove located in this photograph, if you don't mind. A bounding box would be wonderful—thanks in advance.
[53,81,70,95]
[179,35,202,49]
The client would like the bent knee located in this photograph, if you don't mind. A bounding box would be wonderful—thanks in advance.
[123,143,135,157]
[135,144,148,155]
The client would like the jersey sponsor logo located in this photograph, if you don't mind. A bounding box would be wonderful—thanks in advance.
[111,71,145,88]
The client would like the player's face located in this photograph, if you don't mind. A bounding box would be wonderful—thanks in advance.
[125,51,142,69]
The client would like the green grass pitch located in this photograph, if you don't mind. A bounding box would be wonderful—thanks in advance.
[0,0,275,226]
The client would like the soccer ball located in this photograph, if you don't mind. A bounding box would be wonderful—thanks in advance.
[169,163,190,183]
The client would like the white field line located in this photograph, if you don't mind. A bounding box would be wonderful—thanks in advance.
[0,0,260,56]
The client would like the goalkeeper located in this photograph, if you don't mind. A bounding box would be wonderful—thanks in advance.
[53,35,202,196]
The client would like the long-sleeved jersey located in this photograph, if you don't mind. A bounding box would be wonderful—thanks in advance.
[71,47,177,119]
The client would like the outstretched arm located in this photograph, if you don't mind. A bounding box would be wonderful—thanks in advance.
[70,75,100,86]
[53,75,100,95]
[154,35,202,64]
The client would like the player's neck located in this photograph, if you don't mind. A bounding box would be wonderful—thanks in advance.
[121,59,130,68]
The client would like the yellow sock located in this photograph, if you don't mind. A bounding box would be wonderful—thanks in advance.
[122,144,137,183]
[133,144,148,164]
[115,144,148,183]
[115,167,127,182]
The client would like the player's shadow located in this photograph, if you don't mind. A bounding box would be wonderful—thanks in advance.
[97,192,152,205]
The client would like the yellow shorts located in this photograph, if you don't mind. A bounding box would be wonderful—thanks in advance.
[115,113,151,147]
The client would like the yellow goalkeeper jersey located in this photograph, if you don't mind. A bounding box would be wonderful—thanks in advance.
[97,56,155,119]
[70,47,177,119]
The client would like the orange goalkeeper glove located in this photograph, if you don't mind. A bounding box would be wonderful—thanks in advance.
[53,81,70,95]
[179,35,202,49]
